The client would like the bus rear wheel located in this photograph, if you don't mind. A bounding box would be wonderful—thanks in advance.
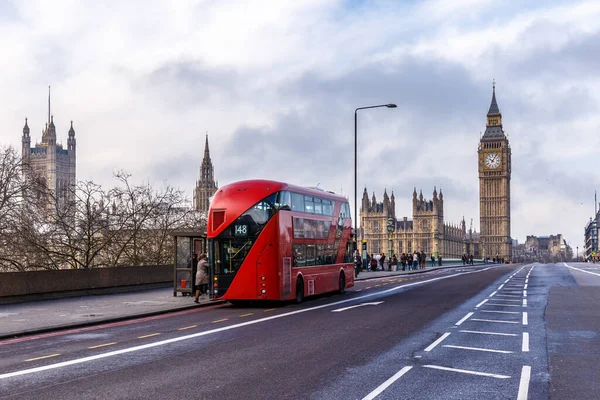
[295,278,304,304]
[339,272,346,294]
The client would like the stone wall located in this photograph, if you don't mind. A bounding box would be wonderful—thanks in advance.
[0,265,171,298]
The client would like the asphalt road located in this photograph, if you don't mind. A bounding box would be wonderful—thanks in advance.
[1,262,599,400]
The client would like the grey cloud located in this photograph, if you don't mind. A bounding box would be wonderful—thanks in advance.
[140,60,240,109]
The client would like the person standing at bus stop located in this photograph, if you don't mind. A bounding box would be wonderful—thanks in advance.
[194,254,209,303]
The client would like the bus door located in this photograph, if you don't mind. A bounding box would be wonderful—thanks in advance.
[256,243,275,299]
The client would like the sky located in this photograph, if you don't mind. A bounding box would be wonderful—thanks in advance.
[1,0,599,251]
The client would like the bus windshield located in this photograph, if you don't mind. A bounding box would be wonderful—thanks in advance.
[211,192,279,275]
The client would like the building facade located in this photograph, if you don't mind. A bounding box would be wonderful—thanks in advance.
[584,213,599,260]
[21,88,76,208]
[513,234,572,262]
[478,82,512,260]
[360,187,471,259]
[193,134,218,214]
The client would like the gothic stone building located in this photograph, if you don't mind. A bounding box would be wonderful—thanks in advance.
[21,89,76,209]
[360,187,468,259]
[478,82,512,260]
[193,134,218,214]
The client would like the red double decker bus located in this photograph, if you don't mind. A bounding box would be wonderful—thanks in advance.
[207,179,354,303]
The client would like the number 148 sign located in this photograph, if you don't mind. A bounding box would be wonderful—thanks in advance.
[234,225,248,237]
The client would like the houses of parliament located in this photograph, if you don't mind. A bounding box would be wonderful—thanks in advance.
[21,88,76,208]
[361,83,512,260]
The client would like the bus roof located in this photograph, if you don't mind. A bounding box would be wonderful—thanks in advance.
[216,179,347,201]
[208,179,348,237]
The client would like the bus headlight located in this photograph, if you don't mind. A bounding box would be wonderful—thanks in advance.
[261,289,266,294]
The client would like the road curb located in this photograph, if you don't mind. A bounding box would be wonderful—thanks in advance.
[0,300,227,341]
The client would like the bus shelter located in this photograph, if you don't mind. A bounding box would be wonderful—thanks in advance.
[172,230,207,297]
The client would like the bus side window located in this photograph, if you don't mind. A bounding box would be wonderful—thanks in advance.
[314,198,322,214]
[291,192,304,211]
[322,200,333,216]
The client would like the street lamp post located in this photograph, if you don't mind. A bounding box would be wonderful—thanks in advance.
[354,104,397,250]
[576,246,579,262]
[387,217,395,259]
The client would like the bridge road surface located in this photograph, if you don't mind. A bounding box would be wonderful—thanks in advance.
[0,263,598,400]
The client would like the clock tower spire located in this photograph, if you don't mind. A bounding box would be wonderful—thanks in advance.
[478,81,512,261]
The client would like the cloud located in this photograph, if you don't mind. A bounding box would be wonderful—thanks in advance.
[0,0,599,251]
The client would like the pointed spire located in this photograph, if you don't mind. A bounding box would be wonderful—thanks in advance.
[68,120,75,136]
[49,115,55,129]
[390,190,395,200]
[23,118,30,135]
[439,188,443,200]
[48,86,51,125]
[204,132,210,158]
[419,190,423,201]
[413,187,417,199]
[487,79,500,115]
[433,186,438,199]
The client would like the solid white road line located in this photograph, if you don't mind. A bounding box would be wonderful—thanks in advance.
[564,262,600,277]
[442,345,514,354]
[475,299,489,308]
[504,279,510,283]
[480,310,520,314]
[331,302,384,312]
[424,332,451,352]
[423,364,511,379]
[498,284,505,290]
[455,312,474,326]
[0,266,502,380]
[471,318,518,324]
[487,299,521,302]
[489,291,498,297]
[523,312,528,326]
[522,332,530,352]
[517,366,532,400]
[459,330,518,337]
[361,366,413,400]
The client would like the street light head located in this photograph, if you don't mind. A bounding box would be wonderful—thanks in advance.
[386,104,397,108]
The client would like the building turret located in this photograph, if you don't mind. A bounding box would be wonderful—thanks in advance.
[390,191,396,218]
[362,187,369,212]
[371,192,377,209]
[419,189,423,202]
[47,116,57,194]
[383,189,390,214]
[21,118,31,163]
[67,121,76,199]
[193,134,219,213]
[433,186,438,200]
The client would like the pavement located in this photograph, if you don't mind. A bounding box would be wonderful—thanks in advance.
[0,261,485,339]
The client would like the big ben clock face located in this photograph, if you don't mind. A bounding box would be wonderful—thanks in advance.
[485,153,501,169]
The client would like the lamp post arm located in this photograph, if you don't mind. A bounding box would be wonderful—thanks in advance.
[355,104,394,112]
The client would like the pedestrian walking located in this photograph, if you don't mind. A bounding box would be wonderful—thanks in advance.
[412,251,419,270]
[430,253,435,267]
[420,250,426,269]
[380,253,386,272]
[391,254,398,271]
[194,254,209,303]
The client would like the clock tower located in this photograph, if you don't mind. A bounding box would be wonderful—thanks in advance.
[478,82,512,260]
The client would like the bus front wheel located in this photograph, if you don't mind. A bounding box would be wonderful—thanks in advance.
[295,278,304,304]
[339,272,346,294]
